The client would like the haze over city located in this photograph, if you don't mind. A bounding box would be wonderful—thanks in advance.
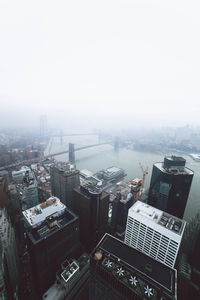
[0,0,200,130]
[1,1,200,300]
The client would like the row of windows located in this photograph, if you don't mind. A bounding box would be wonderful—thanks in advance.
[125,218,178,267]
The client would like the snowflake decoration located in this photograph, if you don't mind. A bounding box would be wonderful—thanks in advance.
[104,259,113,268]
[129,275,138,287]
[116,267,125,276]
[144,285,153,297]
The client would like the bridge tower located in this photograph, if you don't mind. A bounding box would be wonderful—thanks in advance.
[60,129,63,145]
[69,143,75,164]
[114,136,120,151]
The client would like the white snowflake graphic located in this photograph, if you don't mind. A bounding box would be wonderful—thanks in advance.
[144,285,153,297]
[104,259,113,268]
[129,275,138,286]
[116,267,124,276]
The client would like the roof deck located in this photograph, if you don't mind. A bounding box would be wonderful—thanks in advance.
[23,196,66,228]
[129,201,185,235]
[91,234,177,299]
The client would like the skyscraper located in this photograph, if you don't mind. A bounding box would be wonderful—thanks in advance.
[0,241,7,300]
[148,155,193,218]
[0,176,7,208]
[23,197,80,296]
[50,162,80,210]
[90,233,177,300]
[73,184,109,252]
[125,201,186,268]
[23,171,39,209]
[0,208,19,299]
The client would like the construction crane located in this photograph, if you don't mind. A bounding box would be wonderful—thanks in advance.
[138,163,148,201]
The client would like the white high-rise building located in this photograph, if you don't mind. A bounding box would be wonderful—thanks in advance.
[125,201,186,268]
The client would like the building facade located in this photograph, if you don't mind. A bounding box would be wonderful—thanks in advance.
[148,155,193,219]
[0,208,19,299]
[125,201,186,268]
[23,171,39,209]
[23,197,80,295]
[73,184,109,252]
[50,162,80,210]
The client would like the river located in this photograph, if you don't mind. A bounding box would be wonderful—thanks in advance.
[45,135,200,222]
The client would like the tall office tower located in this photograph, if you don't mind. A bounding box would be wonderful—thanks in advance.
[73,184,109,252]
[42,253,90,300]
[23,171,39,209]
[7,185,25,256]
[0,208,19,299]
[50,162,80,210]
[177,211,200,300]
[0,176,7,208]
[177,253,200,300]
[40,115,48,137]
[181,211,200,255]
[23,197,80,296]
[110,190,135,236]
[90,233,177,300]
[0,170,9,207]
[125,201,186,268]
[7,185,21,220]
[0,242,6,300]
[148,155,193,218]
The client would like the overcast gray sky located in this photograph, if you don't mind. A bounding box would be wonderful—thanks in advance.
[0,0,200,130]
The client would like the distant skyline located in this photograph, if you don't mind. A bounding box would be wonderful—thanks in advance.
[0,0,200,130]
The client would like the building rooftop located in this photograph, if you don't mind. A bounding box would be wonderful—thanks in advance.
[42,253,89,300]
[129,201,185,235]
[91,234,177,299]
[80,169,94,178]
[80,168,103,187]
[12,166,31,177]
[51,162,78,175]
[23,196,66,228]
[80,182,102,196]
[106,166,122,173]
[165,155,185,162]
[26,207,77,243]
[154,162,194,175]
[60,260,79,283]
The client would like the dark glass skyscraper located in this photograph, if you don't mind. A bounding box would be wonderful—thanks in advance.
[73,184,109,252]
[50,162,80,210]
[148,155,193,219]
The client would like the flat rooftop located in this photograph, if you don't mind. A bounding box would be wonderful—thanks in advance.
[154,162,194,175]
[129,201,185,235]
[93,234,176,297]
[105,166,123,174]
[165,155,185,162]
[23,196,66,228]
[51,162,78,174]
[27,208,78,243]
[80,169,94,178]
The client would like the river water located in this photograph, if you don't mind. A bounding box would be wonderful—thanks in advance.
[46,135,200,222]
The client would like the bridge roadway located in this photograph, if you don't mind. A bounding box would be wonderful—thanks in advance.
[45,133,98,138]
[0,142,111,171]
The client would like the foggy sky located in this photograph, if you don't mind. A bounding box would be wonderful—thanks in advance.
[0,0,200,130]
